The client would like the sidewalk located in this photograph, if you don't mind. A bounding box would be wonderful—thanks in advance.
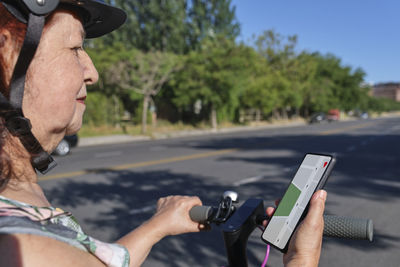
[77,112,400,148]
[77,120,307,147]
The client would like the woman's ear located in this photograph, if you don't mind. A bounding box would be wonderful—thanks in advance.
[0,28,20,86]
[0,29,11,48]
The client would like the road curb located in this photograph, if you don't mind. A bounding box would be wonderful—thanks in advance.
[77,121,306,147]
[76,113,400,148]
[78,135,151,147]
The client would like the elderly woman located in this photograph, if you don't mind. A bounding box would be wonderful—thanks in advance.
[0,1,327,267]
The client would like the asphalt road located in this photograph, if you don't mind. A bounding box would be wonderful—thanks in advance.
[39,117,400,267]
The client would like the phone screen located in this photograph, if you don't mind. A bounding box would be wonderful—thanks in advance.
[261,153,334,250]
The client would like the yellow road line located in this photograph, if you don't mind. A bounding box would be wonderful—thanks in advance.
[319,121,376,135]
[40,148,238,182]
[41,121,376,181]
[40,171,87,181]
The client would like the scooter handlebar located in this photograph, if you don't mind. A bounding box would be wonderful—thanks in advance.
[189,206,373,241]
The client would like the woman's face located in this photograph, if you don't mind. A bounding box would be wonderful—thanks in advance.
[22,10,98,151]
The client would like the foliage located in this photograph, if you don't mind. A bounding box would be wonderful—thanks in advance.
[253,30,303,118]
[187,0,240,50]
[170,36,251,128]
[98,0,239,54]
[83,92,124,126]
[240,51,278,116]
[81,1,398,130]
[88,43,181,133]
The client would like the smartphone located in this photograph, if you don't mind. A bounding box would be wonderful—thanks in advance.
[261,153,336,252]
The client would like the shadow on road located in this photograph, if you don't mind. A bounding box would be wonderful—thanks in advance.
[45,169,286,266]
[185,133,400,199]
[44,129,400,265]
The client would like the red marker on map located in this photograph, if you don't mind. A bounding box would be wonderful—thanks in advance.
[323,162,328,168]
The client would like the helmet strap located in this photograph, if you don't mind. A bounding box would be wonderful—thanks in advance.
[9,13,44,108]
[2,13,57,174]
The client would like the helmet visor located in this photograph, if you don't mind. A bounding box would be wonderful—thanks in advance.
[60,0,126,38]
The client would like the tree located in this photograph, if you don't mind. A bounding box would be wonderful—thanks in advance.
[250,30,371,119]
[106,50,182,133]
[85,42,133,127]
[255,30,297,69]
[187,0,240,50]
[86,0,242,129]
[100,0,240,54]
[100,0,188,53]
[254,30,300,118]
[239,47,278,120]
[310,53,368,112]
[294,52,324,117]
[295,52,370,116]
[171,37,250,129]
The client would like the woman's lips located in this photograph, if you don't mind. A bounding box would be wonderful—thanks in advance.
[77,96,86,104]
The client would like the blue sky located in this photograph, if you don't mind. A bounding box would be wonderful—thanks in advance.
[231,0,400,84]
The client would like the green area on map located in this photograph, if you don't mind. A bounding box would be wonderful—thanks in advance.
[274,183,302,216]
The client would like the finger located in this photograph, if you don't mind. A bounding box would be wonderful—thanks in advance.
[304,190,327,224]
[263,220,268,227]
[262,207,276,227]
[266,207,275,217]
[184,196,202,210]
[157,197,166,207]
[198,223,211,231]
[190,196,202,206]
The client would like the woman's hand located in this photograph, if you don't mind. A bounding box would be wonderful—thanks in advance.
[265,190,327,267]
[150,195,206,240]
[117,195,205,267]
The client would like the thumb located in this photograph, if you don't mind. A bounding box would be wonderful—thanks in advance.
[305,190,327,224]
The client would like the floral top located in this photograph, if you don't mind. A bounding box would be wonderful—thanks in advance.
[0,195,130,267]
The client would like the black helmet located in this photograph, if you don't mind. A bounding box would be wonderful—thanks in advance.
[0,0,126,174]
[2,0,126,38]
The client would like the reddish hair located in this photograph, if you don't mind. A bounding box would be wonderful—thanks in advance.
[0,3,27,97]
[0,3,27,190]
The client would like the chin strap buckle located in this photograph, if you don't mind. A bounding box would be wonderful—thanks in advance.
[5,115,32,136]
[32,152,57,174]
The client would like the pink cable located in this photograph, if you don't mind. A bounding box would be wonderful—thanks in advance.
[261,244,270,267]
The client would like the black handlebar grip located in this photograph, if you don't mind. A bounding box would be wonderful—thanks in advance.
[189,206,213,223]
[323,215,373,241]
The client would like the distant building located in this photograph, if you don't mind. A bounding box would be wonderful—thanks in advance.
[372,82,400,101]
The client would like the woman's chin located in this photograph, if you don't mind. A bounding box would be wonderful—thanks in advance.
[65,126,81,136]
[65,118,83,136]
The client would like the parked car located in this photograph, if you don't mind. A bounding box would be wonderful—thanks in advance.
[309,112,327,124]
[53,135,78,156]
[309,109,341,124]
[326,109,340,122]
[350,109,369,120]
[359,112,369,119]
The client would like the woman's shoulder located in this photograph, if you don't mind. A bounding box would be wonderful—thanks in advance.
[0,195,130,267]
[0,233,105,267]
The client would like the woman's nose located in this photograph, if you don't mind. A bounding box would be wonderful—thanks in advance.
[82,51,99,85]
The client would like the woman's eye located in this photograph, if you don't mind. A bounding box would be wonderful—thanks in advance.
[72,47,83,56]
